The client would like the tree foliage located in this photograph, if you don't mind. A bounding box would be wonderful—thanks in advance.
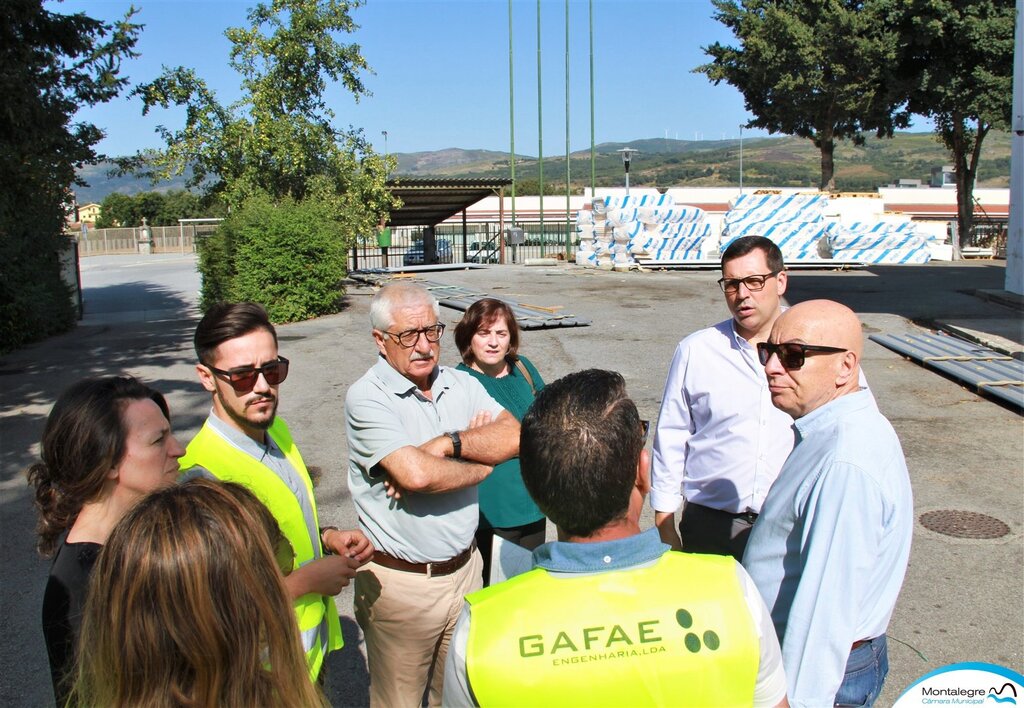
[126,0,393,212]
[0,0,140,352]
[198,185,349,322]
[697,0,908,191]
[886,0,1014,243]
[123,0,395,320]
[96,190,223,228]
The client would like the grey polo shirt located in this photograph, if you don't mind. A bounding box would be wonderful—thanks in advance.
[345,356,506,563]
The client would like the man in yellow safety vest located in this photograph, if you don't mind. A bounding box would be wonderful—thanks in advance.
[442,369,790,708]
[180,301,373,681]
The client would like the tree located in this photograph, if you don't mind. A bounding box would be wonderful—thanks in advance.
[887,0,1014,244]
[697,0,908,191]
[126,0,394,214]
[0,0,140,352]
[96,191,136,228]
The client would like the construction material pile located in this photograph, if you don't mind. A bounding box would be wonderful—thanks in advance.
[575,194,711,268]
[720,192,934,264]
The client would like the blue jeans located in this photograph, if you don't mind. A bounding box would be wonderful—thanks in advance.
[834,635,889,707]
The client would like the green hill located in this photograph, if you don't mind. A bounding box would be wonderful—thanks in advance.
[74,131,1011,203]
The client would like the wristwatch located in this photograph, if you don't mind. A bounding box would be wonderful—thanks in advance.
[445,430,462,459]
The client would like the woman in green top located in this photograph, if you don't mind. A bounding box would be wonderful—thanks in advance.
[454,298,547,586]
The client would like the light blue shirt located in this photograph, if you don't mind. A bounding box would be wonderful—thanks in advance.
[743,389,913,707]
[345,356,505,562]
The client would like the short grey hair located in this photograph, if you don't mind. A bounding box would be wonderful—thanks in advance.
[369,283,440,331]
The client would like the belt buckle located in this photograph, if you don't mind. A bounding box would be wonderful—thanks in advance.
[426,561,433,579]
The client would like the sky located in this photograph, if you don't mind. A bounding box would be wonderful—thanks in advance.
[55,0,929,158]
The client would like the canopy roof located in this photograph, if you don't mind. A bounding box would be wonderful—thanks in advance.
[385,178,512,227]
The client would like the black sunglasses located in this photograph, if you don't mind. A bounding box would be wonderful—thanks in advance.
[641,419,650,443]
[205,356,290,393]
[757,342,847,369]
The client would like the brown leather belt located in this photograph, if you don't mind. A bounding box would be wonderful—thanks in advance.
[851,637,874,650]
[371,540,476,578]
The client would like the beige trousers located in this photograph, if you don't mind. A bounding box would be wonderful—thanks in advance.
[354,550,483,708]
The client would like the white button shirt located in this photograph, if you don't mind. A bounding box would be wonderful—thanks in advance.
[650,318,795,515]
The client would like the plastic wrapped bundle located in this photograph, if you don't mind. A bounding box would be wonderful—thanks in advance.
[605,208,642,227]
[628,236,657,255]
[722,222,828,261]
[634,193,674,208]
[611,222,644,244]
[576,223,596,240]
[654,221,710,239]
[723,193,829,234]
[600,195,639,210]
[639,206,706,225]
[591,198,608,217]
[575,210,595,226]
[826,222,933,263]
[652,234,706,260]
[576,249,599,266]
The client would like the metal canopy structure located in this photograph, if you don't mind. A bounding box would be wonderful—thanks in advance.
[385,178,512,227]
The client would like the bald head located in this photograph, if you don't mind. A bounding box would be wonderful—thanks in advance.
[764,300,862,418]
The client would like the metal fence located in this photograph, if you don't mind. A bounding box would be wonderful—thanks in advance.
[347,220,578,271]
[72,224,217,256]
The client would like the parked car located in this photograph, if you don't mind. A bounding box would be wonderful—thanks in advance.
[467,240,499,264]
[403,239,454,266]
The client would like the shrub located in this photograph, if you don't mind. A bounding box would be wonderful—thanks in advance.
[198,192,350,323]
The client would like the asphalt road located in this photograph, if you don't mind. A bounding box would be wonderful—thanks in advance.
[1,254,1021,706]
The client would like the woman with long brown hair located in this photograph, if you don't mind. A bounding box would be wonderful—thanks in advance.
[27,376,184,706]
[72,478,327,708]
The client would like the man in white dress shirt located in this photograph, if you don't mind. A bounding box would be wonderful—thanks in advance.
[650,235,793,560]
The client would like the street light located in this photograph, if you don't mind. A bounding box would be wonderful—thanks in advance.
[617,147,638,196]
[738,125,744,195]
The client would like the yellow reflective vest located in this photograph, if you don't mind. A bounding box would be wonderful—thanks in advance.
[465,552,758,707]
[179,416,343,680]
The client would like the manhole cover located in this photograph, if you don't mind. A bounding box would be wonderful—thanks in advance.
[919,510,1010,539]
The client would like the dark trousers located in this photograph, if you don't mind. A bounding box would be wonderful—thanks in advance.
[475,517,547,587]
[679,501,757,561]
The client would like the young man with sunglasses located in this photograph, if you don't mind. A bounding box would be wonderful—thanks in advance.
[442,369,788,707]
[651,235,795,560]
[345,282,520,707]
[180,301,374,681]
[744,300,912,707]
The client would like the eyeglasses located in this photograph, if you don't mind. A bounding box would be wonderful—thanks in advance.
[383,323,446,348]
[717,271,781,294]
[757,342,847,369]
[640,419,650,444]
[205,356,290,393]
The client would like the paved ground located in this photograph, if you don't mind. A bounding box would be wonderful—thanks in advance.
[1,254,1021,706]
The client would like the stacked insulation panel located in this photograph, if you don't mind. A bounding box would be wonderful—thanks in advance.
[575,194,712,266]
[824,222,933,264]
[720,193,830,261]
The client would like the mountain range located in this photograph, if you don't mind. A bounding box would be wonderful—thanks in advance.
[72,131,1012,204]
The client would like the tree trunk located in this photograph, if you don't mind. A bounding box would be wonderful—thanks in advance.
[818,129,836,192]
[949,114,988,249]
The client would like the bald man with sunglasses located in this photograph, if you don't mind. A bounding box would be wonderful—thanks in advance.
[743,300,913,707]
[180,301,373,681]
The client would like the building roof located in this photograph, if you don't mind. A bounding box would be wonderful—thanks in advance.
[386,178,512,227]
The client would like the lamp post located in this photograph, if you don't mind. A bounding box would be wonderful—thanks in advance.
[738,125,744,195]
[617,147,638,196]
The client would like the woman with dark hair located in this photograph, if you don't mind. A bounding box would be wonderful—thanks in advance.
[26,376,184,706]
[71,479,327,708]
[453,298,547,585]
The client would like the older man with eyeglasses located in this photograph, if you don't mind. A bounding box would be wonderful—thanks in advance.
[651,235,796,561]
[180,301,374,681]
[345,282,520,708]
[743,300,912,707]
